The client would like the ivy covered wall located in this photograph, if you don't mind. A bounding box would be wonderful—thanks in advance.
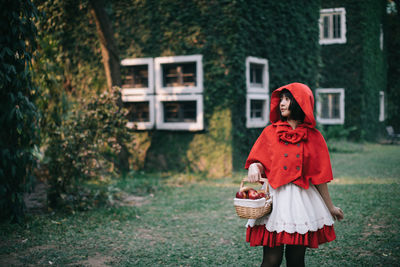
[112,0,322,174]
[319,0,387,140]
[232,0,321,169]
[113,0,241,176]
[36,0,390,177]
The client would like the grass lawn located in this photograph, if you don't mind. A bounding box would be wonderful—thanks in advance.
[1,143,399,266]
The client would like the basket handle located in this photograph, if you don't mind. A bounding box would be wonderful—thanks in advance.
[240,177,269,194]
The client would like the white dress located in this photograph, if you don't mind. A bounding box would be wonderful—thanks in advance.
[246,183,335,234]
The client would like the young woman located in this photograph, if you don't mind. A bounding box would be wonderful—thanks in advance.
[245,83,344,267]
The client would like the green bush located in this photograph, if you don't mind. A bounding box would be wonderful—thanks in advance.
[317,124,358,141]
[0,0,39,223]
[44,88,131,210]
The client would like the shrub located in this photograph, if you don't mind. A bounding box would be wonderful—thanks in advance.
[319,125,358,141]
[44,88,131,210]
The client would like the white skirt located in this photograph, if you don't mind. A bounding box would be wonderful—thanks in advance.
[246,183,335,234]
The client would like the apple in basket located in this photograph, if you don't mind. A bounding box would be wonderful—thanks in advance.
[235,191,247,199]
[258,192,266,198]
[247,189,259,200]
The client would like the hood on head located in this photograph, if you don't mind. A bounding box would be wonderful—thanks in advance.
[270,82,316,127]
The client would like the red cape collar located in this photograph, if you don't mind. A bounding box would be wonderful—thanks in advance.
[273,121,309,144]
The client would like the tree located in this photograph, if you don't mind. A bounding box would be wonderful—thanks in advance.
[89,0,122,89]
[88,0,129,172]
[0,0,39,223]
[34,0,130,174]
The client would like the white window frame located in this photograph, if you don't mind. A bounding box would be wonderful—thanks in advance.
[379,91,385,122]
[155,94,203,131]
[120,57,154,95]
[319,8,347,45]
[155,55,203,95]
[246,94,269,128]
[122,94,155,130]
[246,56,269,94]
[316,88,345,125]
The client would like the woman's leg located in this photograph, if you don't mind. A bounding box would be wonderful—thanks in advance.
[261,245,284,267]
[285,245,306,267]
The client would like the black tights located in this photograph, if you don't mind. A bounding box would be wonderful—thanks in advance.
[261,245,306,267]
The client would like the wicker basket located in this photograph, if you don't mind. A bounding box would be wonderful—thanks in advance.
[234,177,272,219]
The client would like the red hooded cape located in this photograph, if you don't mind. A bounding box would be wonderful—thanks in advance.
[245,83,333,189]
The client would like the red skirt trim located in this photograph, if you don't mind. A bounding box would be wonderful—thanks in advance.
[246,224,336,248]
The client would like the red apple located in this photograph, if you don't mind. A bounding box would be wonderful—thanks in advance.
[236,191,247,199]
[247,189,259,200]
[258,192,266,198]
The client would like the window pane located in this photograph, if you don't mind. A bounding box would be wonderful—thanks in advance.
[333,14,341,38]
[320,93,340,119]
[162,63,196,87]
[250,100,264,119]
[323,16,330,39]
[163,101,197,122]
[121,65,148,88]
[124,101,150,122]
[250,63,264,87]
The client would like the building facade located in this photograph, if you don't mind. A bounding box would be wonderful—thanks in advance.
[116,0,387,176]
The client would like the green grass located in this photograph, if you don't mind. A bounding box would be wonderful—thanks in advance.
[1,143,399,266]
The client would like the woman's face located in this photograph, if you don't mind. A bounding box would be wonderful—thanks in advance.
[280,94,291,118]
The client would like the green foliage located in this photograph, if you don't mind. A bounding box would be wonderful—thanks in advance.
[317,124,358,141]
[320,0,387,141]
[34,0,106,94]
[44,88,131,210]
[32,34,69,140]
[0,0,39,223]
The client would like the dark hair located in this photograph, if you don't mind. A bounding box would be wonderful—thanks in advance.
[279,89,305,122]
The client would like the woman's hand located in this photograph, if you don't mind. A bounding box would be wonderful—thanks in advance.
[315,183,344,222]
[330,206,344,221]
[248,163,263,182]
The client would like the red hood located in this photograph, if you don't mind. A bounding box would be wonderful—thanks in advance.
[270,82,316,128]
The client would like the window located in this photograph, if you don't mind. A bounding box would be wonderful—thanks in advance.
[121,58,154,95]
[162,62,196,87]
[316,88,345,124]
[246,56,269,94]
[122,65,148,88]
[250,64,264,87]
[122,95,155,130]
[155,94,203,131]
[379,91,385,122]
[121,55,204,131]
[163,101,197,123]
[125,102,149,122]
[154,55,203,130]
[155,55,203,94]
[245,56,269,128]
[319,8,346,45]
[246,94,269,128]
[250,100,264,118]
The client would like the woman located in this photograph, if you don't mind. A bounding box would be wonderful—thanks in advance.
[245,83,344,267]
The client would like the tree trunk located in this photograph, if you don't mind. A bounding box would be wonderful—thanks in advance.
[89,0,121,89]
[89,0,129,173]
